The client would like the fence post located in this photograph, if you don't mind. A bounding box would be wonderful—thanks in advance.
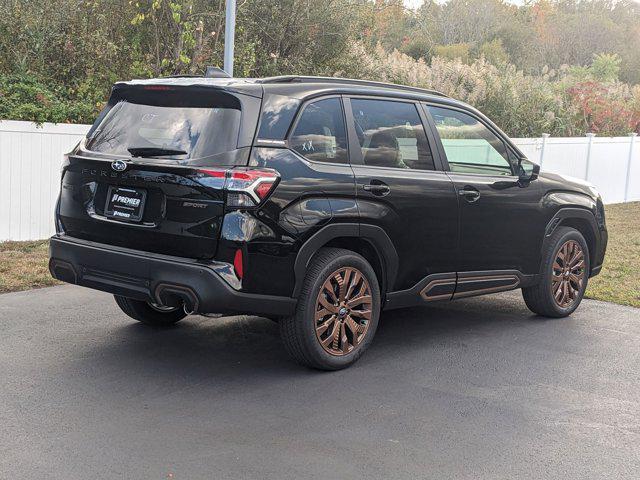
[625,133,637,202]
[584,133,596,181]
[539,133,549,168]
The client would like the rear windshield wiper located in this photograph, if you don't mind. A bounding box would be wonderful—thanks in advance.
[127,147,187,158]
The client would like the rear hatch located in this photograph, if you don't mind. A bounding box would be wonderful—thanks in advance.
[57,82,262,259]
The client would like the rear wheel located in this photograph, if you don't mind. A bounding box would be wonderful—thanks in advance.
[114,295,187,326]
[279,248,381,370]
[522,227,590,317]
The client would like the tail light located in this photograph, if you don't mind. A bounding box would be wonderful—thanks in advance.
[225,168,279,207]
[194,167,279,208]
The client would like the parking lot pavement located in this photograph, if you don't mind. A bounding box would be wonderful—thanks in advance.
[1,284,639,479]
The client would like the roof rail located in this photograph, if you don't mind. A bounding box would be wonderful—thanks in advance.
[257,75,448,98]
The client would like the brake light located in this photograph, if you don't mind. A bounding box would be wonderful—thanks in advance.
[195,167,279,207]
[143,85,172,91]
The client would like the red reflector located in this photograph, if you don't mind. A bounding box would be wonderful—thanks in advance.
[233,249,244,279]
[254,181,275,200]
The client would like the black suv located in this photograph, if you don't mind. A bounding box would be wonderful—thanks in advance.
[49,74,607,370]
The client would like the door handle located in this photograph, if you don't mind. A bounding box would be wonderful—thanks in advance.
[363,181,390,196]
[458,187,480,202]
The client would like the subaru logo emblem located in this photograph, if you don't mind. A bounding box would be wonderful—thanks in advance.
[111,160,127,172]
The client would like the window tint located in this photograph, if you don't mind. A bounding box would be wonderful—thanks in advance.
[289,98,348,164]
[427,106,513,176]
[350,99,434,170]
[87,89,242,162]
[257,95,301,140]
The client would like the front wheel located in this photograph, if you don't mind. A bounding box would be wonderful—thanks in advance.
[114,295,187,326]
[522,226,590,317]
[279,248,381,370]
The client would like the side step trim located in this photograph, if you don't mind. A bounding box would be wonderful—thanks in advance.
[385,272,456,310]
[453,272,520,299]
[384,270,538,311]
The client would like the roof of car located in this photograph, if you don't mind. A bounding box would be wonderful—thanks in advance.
[115,75,454,103]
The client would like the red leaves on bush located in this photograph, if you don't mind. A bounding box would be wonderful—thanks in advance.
[568,81,640,135]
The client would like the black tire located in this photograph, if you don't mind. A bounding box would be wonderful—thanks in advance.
[114,295,187,326]
[279,248,381,370]
[522,226,590,317]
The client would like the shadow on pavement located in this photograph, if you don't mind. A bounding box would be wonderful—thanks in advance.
[71,291,549,386]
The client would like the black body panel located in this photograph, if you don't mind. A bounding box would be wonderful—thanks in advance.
[58,155,228,259]
[49,236,296,316]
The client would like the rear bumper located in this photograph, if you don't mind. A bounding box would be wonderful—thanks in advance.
[49,235,296,317]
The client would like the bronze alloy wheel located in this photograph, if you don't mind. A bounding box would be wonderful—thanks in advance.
[551,239,586,308]
[314,267,373,356]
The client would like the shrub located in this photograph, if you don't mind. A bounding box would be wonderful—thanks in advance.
[335,42,639,137]
[0,74,98,124]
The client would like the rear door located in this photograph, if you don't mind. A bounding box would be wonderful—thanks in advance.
[344,96,459,292]
[423,103,542,274]
[57,84,261,259]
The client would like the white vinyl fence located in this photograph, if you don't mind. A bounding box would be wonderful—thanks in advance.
[0,119,639,241]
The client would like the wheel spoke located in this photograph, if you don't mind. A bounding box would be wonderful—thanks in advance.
[345,271,361,300]
[569,249,583,268]
[321,321,341,348]
[557,246,566,265]
[570,259,584,272]
[338,269,352,302]
[340,323,349,354]
[350,308,372,319]
[563,281,571,305]
[569,273,583,285]
[345,316,360,338]
[315,308,332,321]
[318,293,338,313]
[322,278,338,304]
[316,315,336,335]
[347,294,371,308]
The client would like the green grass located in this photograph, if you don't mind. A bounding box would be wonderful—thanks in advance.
[585,202,640,308]
[1,203,639,307]
[0,240,60,293]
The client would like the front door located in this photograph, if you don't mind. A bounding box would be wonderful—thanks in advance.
[424,104,542,275]
[345,97,459,293]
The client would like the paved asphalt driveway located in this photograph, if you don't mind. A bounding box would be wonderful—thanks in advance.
[1,285,639,479]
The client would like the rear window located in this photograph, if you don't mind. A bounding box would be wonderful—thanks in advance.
[86,87,242,162]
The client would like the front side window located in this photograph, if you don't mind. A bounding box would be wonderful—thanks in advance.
[350,99,434,170]
[289,98,348,164]
[427,106,514,176]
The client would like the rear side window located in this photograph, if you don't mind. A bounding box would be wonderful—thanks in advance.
[350,99,434,170]
[86,87,241,163]
[289,98,348,164]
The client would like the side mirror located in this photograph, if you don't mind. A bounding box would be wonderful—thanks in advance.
[518,158,540,182]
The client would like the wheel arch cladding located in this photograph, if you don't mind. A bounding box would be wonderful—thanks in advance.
[543,208,599,274]
[292,223,398,298]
